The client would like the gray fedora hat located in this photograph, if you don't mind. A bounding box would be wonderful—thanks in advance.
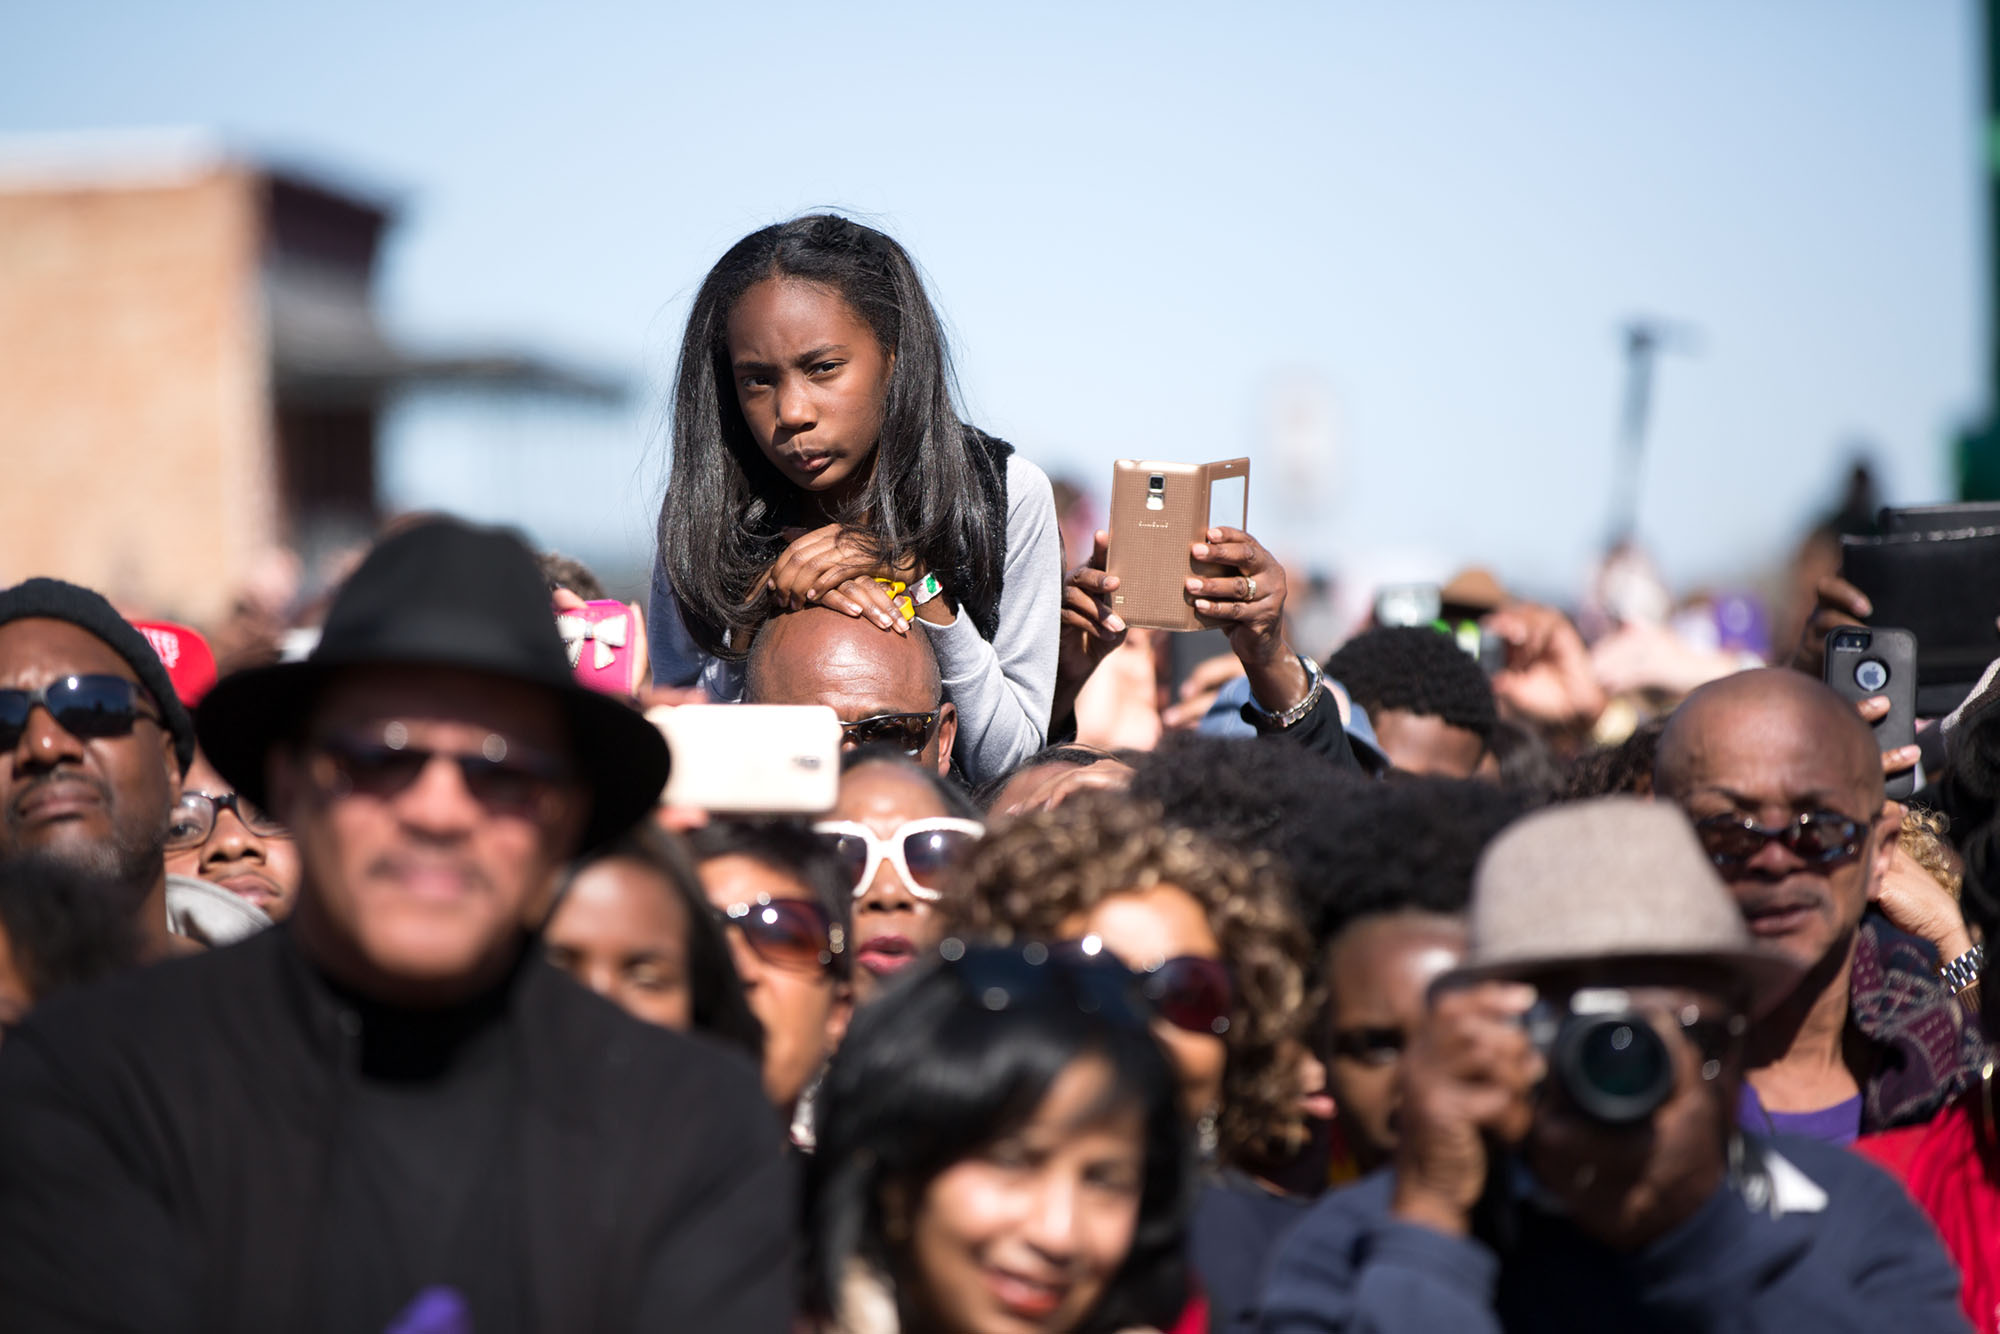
[1444,797,1804,1015]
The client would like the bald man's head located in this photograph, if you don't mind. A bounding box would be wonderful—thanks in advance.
[1656,669,1882,812]
[746,608,956,775]
[1656,667,1895,978]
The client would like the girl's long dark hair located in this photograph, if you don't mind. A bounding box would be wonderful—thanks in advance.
[803,945,1193,1333]
[659,214,1007,659]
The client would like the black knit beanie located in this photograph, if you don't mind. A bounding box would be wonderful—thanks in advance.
[0,577,196,773]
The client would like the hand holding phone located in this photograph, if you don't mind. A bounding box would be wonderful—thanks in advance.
[649,704,841,815]
[1823,626,1919,801]
[1106,458,1249,632]
[556,597,646,698]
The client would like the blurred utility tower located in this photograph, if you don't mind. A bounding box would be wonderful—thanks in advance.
[1606,318,1696,548]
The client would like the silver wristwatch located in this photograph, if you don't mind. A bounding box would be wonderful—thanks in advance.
[1939,943,1986,996]
[1248,654,1325,731]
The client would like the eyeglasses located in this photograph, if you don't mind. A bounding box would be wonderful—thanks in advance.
[0,675,160,751]
[1692,809,1867,874]
[838,711,941,757]
[717,894,843,971]
[812,817,985,901]
[1059,936,1234,1036]
[942,938,1154,1032]
[310,721,571,816]
[1329,1025,1406,1068]
[165,790,290,850]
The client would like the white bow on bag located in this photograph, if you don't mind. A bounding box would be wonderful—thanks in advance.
[556,611,628,672]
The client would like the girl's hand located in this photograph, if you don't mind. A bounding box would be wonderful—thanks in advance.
[766,524,885,611]
[819,577,911,635]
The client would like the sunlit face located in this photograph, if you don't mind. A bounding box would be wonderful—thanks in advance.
[727,277,894,498]
[1322,912,1465,1170]
[699,852,849,1111]
[164,752,302,920]
[1370,709,1487,780]
[1060,884,1226,1125]
[545,855,693,1031]
[905,1056,1146,1334]
[0,619,179,900]
[270,667,586,1006]
[833,762,957,1005]
[1671,701,1887,975]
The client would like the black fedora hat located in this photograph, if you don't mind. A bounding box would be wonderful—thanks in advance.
[196,517,668,851]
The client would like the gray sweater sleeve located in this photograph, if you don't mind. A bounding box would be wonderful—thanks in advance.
[921,453,1061,784]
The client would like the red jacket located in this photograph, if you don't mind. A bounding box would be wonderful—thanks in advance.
[1855,1090,2000,1332]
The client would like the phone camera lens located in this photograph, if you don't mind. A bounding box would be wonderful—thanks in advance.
[1854,659,1889,693]
[1148,474,1165,490]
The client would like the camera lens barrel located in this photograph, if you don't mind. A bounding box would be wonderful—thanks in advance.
[1548,1011,1676,1125]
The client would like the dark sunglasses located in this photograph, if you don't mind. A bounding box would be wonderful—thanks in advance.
[0,675,160,750]
[166,790,290,850]
[1693,809,1866,874]
[944,939,1155,1033]
[717,894,842,972]
[1329,1025,1407,1068]
[838,710,940,757]
[1054,938,1235,1037]
[310,723,570,815]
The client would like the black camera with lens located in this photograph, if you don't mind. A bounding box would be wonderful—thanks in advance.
[1522,993,1678,1126]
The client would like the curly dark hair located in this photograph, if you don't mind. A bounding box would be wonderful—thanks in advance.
[1564,717,1667,800]
[1286,777,1533,949]
[1126,732,1364,898]
[949,791,1310,1172]
[1489,717,1565,800]
[1325,626,1497,741]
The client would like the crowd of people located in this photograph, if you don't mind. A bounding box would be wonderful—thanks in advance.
[2,213,1999,1333]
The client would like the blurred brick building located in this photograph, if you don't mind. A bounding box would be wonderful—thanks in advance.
[0,131,618,625]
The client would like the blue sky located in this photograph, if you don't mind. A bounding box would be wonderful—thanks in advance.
[2,1,1984,600]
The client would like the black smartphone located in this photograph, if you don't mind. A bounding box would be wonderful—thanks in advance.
[1823,626,1918,801]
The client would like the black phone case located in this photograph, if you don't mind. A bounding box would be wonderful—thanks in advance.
[1839,528,2000,716]
[1823,626,1918,801]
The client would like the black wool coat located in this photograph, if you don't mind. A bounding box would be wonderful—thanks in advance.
[0,923,794,1333]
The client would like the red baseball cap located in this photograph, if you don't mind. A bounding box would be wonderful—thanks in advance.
[129,620,219,708]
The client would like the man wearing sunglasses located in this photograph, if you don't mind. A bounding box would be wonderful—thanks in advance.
[0,578,200,962]
[745,604,958,777]
[1656,668,1988,1143]
[0,520,791,1333]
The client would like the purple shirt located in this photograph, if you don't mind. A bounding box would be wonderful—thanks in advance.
[1737,1085,1863,1146]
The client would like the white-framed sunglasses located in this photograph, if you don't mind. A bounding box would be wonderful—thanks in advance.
[811,818,986,901]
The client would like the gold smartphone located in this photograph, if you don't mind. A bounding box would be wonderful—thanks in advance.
[1105,458,1250,632]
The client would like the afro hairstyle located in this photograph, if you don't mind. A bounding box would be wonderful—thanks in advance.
[1126,732,1365,895]
[1324,626,1497,742]
[1284,775,1535,949]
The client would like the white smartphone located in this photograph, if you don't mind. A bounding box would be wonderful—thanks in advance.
[647,704,842,815]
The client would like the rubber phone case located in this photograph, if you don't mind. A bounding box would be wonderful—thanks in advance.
[1106,458,1250,632]
[1823,625,1919,801]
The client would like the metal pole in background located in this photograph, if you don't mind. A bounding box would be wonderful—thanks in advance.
[1606,318,1696,548]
